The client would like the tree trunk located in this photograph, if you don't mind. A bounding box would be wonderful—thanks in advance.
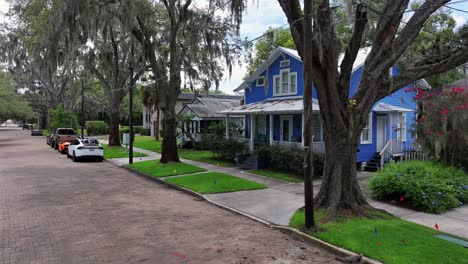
[108,106,121,146]
[314,126,369,216]
[160,100,180,163]
[155,105,160,141]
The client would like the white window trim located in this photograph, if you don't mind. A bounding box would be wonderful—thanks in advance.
[273,75,281,96]
[256,76,265,86]
[280,60,290,67]
[361,113,373,144]
[397,113,407,142]
[273,69,297,97]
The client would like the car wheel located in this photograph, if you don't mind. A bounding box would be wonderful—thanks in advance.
[67,152,71,158]
[72,152,78,162]
[96,157,104,162]
[54,143,59,150]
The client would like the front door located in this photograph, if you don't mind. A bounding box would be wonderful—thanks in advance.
[376,116,387,152]
[280,115,293,142]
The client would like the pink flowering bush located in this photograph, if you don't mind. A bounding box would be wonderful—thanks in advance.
[414,86,468,170]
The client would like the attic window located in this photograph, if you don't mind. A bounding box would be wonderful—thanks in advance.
[280,60,290,67]
[257,76,265,86]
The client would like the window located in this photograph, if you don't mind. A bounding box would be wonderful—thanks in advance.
[290,73,297,94]
[312,113,322,142]
[273,76,281,95]
[257,76,265,86]
[280,60,290,67]
[361,114,372,144]
[397,113,407,141]
[273,70,297,96]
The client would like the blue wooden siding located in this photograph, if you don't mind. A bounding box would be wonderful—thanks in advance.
[242,50,418,163]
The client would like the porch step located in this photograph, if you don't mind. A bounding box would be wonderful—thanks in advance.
[364,152,381,172]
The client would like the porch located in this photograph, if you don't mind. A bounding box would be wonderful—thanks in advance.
[221,97,325,153]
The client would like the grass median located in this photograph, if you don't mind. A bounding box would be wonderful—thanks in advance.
[248,169,303,183]
[103,144,147,159]
[128,160,206,178]
[290,209,468,264]
[165,172,267,194]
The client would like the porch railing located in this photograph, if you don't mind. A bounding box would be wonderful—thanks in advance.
[379,140,393,168]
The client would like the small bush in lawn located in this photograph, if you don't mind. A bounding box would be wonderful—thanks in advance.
[139,128,151,136]
[256,144,324,177]
[85,121,109,136]
[370,161,468,213]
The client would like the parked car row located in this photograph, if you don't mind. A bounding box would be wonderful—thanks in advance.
[46,128,104,162]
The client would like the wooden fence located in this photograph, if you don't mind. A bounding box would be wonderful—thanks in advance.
[401,148,429,161]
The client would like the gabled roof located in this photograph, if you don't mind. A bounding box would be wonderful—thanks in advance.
[181,97,241,118]
[234,47,372,92]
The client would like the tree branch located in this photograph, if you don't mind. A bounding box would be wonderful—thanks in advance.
[277,0,305,57]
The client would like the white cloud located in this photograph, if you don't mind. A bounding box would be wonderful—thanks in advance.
[220,1,286,94]
[453,14,466,28]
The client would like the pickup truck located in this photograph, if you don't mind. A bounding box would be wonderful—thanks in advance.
[52,128,78,150]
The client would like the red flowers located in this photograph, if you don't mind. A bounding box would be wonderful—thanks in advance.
[437,131,443,136]
[440,109,449,115]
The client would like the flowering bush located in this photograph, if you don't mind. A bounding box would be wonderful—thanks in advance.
[370,161,468,214]
[412,86,468,170]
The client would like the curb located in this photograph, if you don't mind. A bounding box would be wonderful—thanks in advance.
[118,162,382,264]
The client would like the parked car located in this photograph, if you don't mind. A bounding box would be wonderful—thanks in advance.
[31,129,43,136]
[52,128,78,149]
[47,132,56,147]
[67,138,104,162]
[58,141,72,154]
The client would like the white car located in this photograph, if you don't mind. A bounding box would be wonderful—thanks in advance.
[67,138,104,162]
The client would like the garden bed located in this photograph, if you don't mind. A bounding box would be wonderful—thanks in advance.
[165,172,266,194]
[370,161,467,213]
[290,208,468,264]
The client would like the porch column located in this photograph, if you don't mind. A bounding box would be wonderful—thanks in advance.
[269,114,273,145]
[225,114,230,139]
[301,113,305,147]
[250,115,255,151]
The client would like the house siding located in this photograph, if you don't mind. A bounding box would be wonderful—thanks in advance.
[240,49,418,163]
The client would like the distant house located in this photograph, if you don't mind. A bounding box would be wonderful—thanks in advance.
[178,95,244,142]
[142,93,195,137]
[220,47,429,170]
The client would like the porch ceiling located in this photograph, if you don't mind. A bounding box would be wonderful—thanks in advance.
[373,102,413,113]
[218,97,320,115]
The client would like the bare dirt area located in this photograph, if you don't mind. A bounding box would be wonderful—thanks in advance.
[0,127,340,264]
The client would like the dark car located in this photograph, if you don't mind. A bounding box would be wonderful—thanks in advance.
[31,130,43,136]
[51,128,78,149]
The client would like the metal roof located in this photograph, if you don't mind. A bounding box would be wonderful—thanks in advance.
[219,97,320,115]
[183,97,241,118]
[373,102,413,113]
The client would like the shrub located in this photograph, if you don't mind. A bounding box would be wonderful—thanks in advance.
[85,121,109,136]
[370,161,467,214]
[211,138,248,161]
[140,128,151,136]
[256,144,324,177]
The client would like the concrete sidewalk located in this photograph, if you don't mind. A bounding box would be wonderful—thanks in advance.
[106,144,468,239]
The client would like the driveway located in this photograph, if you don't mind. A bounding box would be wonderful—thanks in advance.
[0,127,340,264]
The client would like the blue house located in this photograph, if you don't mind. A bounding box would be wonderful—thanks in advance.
[221,47,427,169]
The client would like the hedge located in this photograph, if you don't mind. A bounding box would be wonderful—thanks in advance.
[370,161,468,214]
[255,144,324,177]
[85,121,109,136]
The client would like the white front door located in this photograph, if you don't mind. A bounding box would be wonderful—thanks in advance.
[376,116,387,152]
[280,115,293,142]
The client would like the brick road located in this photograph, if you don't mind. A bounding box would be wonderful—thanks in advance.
[0,127,339,264]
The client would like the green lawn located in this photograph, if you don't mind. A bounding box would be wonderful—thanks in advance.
[134,136,234,167]
[290,209,468,264]
[165,172,267,194]
[103,144,148,159]
[178,149,234,167]
[128,160,206,178]
[249,169,303,183]
[134,136,162,153]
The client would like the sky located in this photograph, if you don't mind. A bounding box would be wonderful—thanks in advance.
[0,0,467,94]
